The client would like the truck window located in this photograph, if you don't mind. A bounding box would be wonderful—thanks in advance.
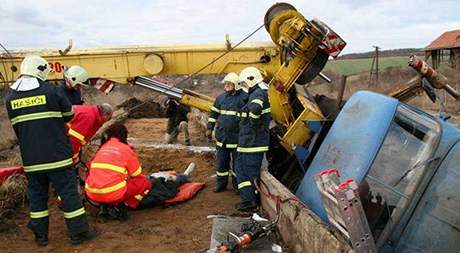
[360,105,440,245]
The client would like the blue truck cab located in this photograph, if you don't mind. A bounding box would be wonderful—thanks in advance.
[296,91,460,252]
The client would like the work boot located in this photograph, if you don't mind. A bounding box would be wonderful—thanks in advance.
[107,204,129,222]
[70,227,98,245]
[34,233,48,246]
[235,201,258,212]
[214,185,227,193]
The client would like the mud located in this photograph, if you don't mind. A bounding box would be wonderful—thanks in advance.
[117,97,166,119]
[0,118,241,253]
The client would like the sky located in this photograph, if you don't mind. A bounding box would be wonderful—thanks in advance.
[1,0,459,54]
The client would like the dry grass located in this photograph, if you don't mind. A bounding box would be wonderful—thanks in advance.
[0,174,26,205]
[0,173,27,233]
[0,173,27,212]
[310,65,460,115]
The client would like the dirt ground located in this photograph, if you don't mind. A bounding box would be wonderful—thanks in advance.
[0,118,241,253]
[125,118,210,147]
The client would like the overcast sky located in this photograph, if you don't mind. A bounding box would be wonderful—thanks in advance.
[1,0,459,54]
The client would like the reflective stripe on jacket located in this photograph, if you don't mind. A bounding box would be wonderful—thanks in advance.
[237,84,271,153]
[85,138,147,204]
[207,90,247,147]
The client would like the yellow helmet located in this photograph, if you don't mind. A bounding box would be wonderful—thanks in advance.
[239,67,263,88]
[20,55,50,81]
[221,72,242,90]
[64,65,89,87]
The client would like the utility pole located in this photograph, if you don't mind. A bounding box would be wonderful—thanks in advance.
[369,46,380,87]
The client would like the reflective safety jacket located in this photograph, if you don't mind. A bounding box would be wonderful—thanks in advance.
[237,84,271,153]
[67,105,103,163]
[85,138,150,204]
[59,82,83,105]
[208,90,248,148]
[6,78,75,173]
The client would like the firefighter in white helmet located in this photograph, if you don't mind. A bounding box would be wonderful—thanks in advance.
[234,67,271,211]
[207,73,248,192]
[6,55,97,246]
[60,65,89,105]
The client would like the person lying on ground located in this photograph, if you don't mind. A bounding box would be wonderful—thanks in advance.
[84,123,194,220]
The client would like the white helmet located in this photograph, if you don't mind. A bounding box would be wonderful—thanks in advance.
[20,55,50,81]
[221,72,242,90]
[239,67,263,88]
[64,65,89,88]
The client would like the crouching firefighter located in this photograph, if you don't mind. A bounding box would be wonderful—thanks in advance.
[85,124,193,220]
[5,56,97,246]
[234,67,271,212]
[207,73,247,192]
[67,103,113,165]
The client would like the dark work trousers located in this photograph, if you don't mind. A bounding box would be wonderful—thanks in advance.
[26,167,89,236]
[138,175,188,208]
[216,147,238,190]
[235,152,264,203]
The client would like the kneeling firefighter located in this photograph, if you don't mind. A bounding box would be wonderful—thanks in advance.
[234,67,271,212]
[207,73,248,192]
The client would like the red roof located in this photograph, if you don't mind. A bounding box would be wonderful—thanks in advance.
[425,29,460,50]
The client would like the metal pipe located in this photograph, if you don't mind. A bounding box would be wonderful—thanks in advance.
[134,76,183,99]
[319,72,332,83]
[336,75,347,107]
[409,55,460,101]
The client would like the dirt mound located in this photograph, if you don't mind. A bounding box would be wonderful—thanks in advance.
[118,97,166,119]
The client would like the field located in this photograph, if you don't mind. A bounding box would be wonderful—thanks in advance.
[324,56,410,76]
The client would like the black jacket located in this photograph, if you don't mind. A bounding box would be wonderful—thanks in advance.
[207,90,248,148]
[6,79,74,173]
[237,84,271,153]
[166,102,190,134]
[59,82,84,105]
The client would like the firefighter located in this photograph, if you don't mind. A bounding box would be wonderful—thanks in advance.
[164,98,191,145]
[5,55,96,246]
[206,73,248,192]
[60,65,89,105]
[234,67,271,212]
[67,103,113,164]
[85,124,194,219]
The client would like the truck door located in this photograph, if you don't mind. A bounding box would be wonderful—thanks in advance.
[359,105,441,251]
[392,136,460,252]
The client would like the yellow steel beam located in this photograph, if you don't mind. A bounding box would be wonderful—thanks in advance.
[0,43,279,85]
